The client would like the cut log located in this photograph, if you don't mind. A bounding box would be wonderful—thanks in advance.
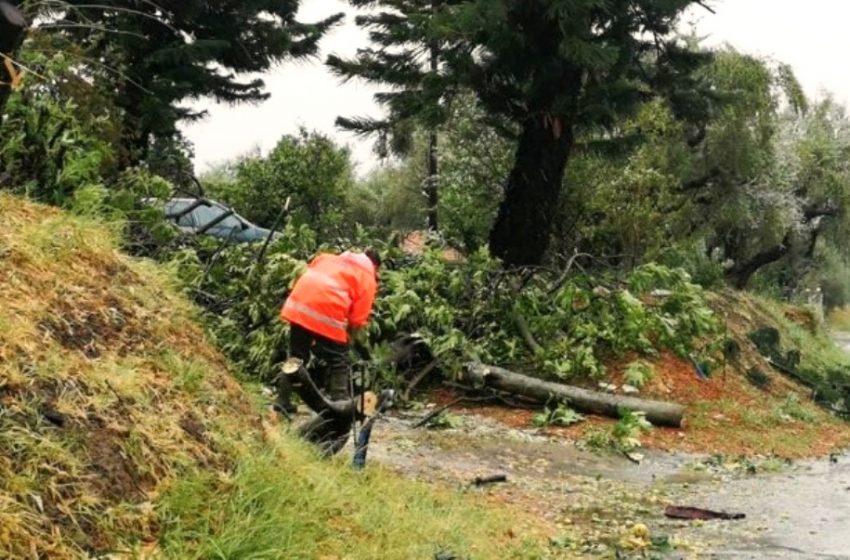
[282,358,373,418]
[464,363,686,428]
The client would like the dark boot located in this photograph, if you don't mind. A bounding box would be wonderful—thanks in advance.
[298,411,350,457]
[274,372,298,415]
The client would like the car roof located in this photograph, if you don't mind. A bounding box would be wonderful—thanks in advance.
[164,197,267,231]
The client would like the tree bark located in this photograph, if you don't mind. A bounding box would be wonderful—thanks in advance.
[425,43,439,231]
[489,116,574,267]
[512,312,543,355]
[725,232,793,289]
[464,363,686,428]
[0,1,27,118]
[426,129,439,230]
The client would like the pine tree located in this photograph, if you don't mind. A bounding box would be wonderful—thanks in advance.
[340,0,713,266]
[328,0,456,231]
[50,1,342,163]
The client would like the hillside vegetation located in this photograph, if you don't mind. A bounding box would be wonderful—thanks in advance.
[0,195,545,559]
[623,291,850,457]
[6,3,850,557]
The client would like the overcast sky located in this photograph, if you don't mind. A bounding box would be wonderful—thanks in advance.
[181,0,850,176]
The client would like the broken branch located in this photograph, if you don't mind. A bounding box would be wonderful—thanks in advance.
[402,359,440,401]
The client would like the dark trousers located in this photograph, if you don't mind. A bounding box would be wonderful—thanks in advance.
[277,323,353,455]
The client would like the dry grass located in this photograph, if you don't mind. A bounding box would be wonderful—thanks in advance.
[0,195,255,557]
[0,195,548,559]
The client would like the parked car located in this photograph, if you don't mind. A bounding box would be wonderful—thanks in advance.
[151,197,280,243]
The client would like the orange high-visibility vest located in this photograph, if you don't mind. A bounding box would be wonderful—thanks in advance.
[281,251,377,343]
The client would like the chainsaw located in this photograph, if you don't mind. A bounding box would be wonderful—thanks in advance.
[352,388,396,469]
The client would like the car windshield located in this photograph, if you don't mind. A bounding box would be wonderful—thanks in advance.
[193,204,243,230]
[165,200,196,227]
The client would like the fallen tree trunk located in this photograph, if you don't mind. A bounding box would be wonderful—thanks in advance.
[464,363,686,428]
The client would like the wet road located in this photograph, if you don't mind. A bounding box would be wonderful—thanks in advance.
[322,334,850,557]
[363,412,850,558]
[678,456,850,559]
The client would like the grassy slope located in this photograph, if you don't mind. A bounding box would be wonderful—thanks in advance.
[0,195,546,559]
[517,289,850,458]
[641,290,850,457]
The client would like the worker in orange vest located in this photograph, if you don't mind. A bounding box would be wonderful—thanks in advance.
[275,248,381,455]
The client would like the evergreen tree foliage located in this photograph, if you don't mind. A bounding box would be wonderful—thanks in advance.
[41,0,341,162]
[328,0,458,230]
[340,0,713,266]
[328,0,455,151]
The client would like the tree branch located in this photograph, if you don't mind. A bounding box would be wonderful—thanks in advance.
[679,167,722,192]
[802,203,841,221]
[726,231,793,289]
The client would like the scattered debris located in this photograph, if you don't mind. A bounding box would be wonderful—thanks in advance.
[472,474,508,486]
[599,382,618,393]
[414,399,462,429]
[664,505,745,521]
[622,384,640,395]
[531,403,585,428]
[623,451,644,464]
[619,522,652,550]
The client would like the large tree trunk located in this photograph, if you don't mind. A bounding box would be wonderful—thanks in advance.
[725,232,793,289]
[465,363,686,428]
[489,117,573,267]
[426,130,439,230]
[0,1,27,118]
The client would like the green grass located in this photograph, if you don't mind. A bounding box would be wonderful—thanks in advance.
[773,393,817,423]
[754,295,850,382]
[157,351,207,395]
[157,429,544,560]
[0,195,551,559]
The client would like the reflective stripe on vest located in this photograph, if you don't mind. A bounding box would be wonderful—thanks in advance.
[283,300,348,330]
